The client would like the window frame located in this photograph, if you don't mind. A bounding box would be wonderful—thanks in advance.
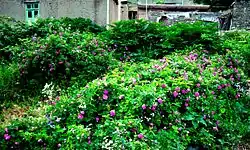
[25,2,40,23]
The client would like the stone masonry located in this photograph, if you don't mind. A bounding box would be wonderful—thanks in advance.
[232,0,250,29]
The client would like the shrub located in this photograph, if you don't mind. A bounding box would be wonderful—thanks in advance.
[0,63,20,102]
[1,49,248,149]
[0,17,105,50]
[222,31,250,77]
[165,21,222,52]
[101,19,169,61]
[1,31,115,98]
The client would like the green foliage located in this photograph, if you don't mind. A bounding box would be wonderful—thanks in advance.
[2,31,115,95]
[1,49,248,149]
[101,19,169,61]
[0,17,249,149]
[222,31,250,77]
[0,16,105,50]
[0,63,20,102]
[166,21,221,52]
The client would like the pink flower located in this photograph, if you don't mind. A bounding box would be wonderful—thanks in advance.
[181,90,186,94]
[78,114,84,120]
[196,83,200,88]
[4,134,11,141]
[151,105,156,111]
[88,140,91,144]
[211,91,215,95]
[138,133,144,139]
[5,128,8,133]
[110,110,116,117]
[173,91,178,98]
[185,98,190,102]
[157,98,163,104]
[103,90,109,95]
[162,84,166,88]
[103,94,108,100]
[217,85,222,90]
[194,92,200,97]
[96,117,100,122]
[184,102,189,107]
[142,104,147,110]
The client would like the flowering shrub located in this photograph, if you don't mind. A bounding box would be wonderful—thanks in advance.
[1,49,248,149]
[1,31,115,95]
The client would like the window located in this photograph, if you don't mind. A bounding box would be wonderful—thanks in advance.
[25,2,40,24]
[129,11,137,20]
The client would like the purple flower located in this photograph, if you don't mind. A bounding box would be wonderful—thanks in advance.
[173,91,178,98]
[103,94,108,100]
[80,111,85,115]
[4,134,11,141]
[162,84,166,88]
[110,110,116,117]
[157,98,163,104]
[138,133,144,139]
[181,89,186,94]
[78,114,84,120]
[151,105,157,111]
[96,117,100,122]
[196,83,200,88]
[211,91,215,95]
[103,90,109,95]
[88,140,91,144]
[185,98,190,102]
[217,85,222,90]
[142,104,147,110]
[184,102,189,107]
[194,92,200,97]
[186,89,191,92]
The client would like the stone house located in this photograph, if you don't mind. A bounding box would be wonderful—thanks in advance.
[0,0,120,25]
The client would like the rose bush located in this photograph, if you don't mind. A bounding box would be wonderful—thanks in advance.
[1,48,248,149]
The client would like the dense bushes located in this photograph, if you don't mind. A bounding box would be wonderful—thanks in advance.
[1,31,115,98]
[1,49,249,149]
[0,16,105,50]
[0,17,249,149]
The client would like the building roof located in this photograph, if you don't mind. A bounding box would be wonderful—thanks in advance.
[138,4,228,11]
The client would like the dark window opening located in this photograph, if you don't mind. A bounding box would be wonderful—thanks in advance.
[27,4,31,8]
[129,11,137,20]
[34,11,38,17]
[28,11,32,18]
[34,3,38,8]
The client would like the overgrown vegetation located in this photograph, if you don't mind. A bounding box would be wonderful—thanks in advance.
[0,16,249,149]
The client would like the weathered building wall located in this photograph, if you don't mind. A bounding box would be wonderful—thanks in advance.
[109,0,118,23]
[0,0,114,25]
[0,0,25,20]
[232,0,250,29]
